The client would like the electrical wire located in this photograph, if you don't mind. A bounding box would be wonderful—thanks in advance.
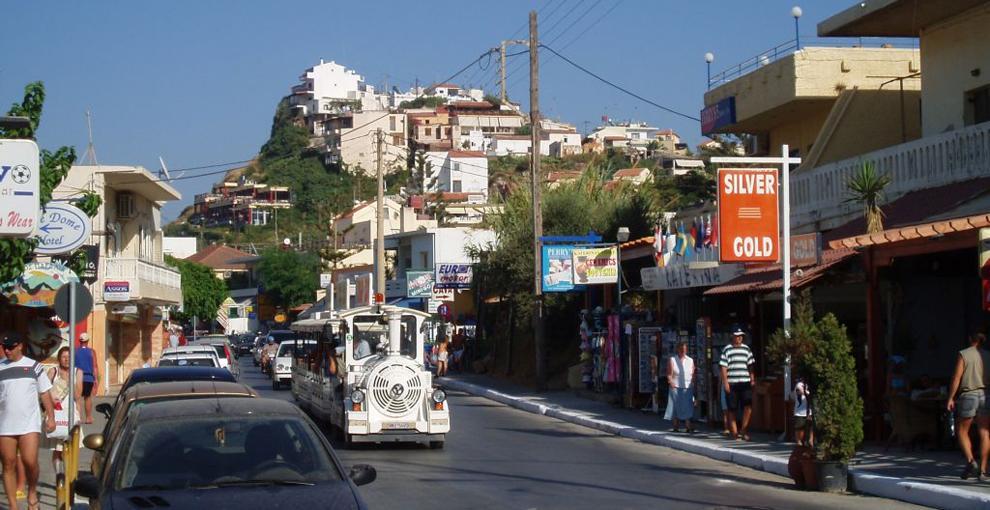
[558,0,624,52]
[540,43,701,122]
[545,0,597,47]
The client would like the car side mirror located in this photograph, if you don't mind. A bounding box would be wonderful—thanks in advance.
[74,473,100,500]
[83,433,105,451]
[95,403,113,420]
[349,464,376,486]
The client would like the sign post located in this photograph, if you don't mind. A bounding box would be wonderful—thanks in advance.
[712,145,800,439]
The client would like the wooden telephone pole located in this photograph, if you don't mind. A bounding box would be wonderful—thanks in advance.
[529,11,546,389]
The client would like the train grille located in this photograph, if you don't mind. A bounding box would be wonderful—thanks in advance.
[369,363,424,417]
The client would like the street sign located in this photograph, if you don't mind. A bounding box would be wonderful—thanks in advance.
[428,299,441,314]
[103,281,130,301]
[717,168,780,263]
[54,284,94,323]
[0,139,40,238]
[437,303,451,319]
[431,285,455,302]
[319,273,332,289]
[35,202,92,255]
[641,263,744,291]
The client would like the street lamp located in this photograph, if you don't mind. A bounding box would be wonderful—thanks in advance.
[704,52,715,89]
[792,6,803,51]
[616,226,630,402]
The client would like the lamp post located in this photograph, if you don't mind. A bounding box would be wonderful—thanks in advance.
[792,6,803,51]
[616,226,630,403]
[704,52,714,89]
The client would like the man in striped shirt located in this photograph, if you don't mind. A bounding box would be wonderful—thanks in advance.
[720,326,756,440]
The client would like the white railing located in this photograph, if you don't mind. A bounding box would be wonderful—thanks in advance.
[791,121,990,231]
[102,258,182,299]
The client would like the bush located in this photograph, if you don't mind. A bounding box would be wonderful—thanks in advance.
[806,313,864,462]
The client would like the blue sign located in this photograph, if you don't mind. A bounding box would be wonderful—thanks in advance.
[701,96,736,135]
[437,303,451,319]
[35,202,92,255]
[542,245,575,292]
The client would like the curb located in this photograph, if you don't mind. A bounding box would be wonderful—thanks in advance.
[443,378,990,510]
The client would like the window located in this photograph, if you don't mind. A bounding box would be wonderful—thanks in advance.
[452,180,462,192]
[389,116,396,131]
[965,85,990,126]
[425,127,432,136]
[228,307,240,319]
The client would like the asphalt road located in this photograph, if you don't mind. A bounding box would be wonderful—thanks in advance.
[236,357,920,510]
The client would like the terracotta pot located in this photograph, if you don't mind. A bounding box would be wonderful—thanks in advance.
[788,448,806,489]
[801,458,819,491]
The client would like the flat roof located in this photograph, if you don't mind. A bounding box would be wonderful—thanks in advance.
[818,0,986,37]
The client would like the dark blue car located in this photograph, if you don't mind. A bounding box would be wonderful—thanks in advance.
[76,398,375,510]
[120,366,237,394]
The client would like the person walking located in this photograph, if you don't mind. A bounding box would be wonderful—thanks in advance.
[720,326,756,441]
[74,333,100,424]
[1,333,57,510]
[946,332,990,479]
[792,377,814,447]
[436,339,449,378]
[667,341,696,433]
[44,347,82,474]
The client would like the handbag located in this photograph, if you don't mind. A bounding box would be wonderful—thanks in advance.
[46,400,78,441]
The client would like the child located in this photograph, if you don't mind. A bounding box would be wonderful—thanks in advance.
[793,377,814,447]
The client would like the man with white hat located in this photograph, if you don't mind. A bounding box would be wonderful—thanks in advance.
[74,333,100,424]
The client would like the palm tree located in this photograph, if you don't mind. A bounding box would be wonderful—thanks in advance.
[845,161,891,234]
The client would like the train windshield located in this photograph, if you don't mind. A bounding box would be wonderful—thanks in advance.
[350,315,418,360]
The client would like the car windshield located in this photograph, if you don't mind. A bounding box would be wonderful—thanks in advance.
[351,315,417,360]
[159,357,217,367]
[276,342,317,358]
[116,416,341,490]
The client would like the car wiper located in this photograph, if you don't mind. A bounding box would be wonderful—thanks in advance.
[195,480,315,489]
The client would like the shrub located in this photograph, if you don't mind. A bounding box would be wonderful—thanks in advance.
[806,313,864,462]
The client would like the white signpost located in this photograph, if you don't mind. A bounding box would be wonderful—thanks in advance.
[36,202,92,255]
[0,139,41,237]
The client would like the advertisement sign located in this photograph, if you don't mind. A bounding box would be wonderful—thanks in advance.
[638,327,662,393]
[701,96,736,135]
[571,247,618,285]
[1,260,79,307]
[110,304,139,315]
[406,271,434,298]
[641,263,744,291]
[103,281,130,302]
[355,274,372,306]
[431,286,455,302]
[791,232,822,268]
[36,202,92,255]
[435,263,472,290]
[717,168,780,263]
[980,228,990,279]
[319,273,332,289]
[428,299,442,314]
[0,139,40,238]
[542,245,575,292]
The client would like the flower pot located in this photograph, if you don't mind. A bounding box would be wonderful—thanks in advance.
[800,458,819,491]
[788,445,814,489]
[815,460,848,493]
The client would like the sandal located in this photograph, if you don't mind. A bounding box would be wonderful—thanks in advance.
[28,498,41,510]
[742,433,751,441]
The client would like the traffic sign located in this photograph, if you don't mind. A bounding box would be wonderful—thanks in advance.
[0,139,40,238]
[437,303,451,319]
[54,284,94,325]
[717,168,780,263]
[36,202,92,255]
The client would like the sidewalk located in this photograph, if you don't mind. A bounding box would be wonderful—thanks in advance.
[441,374,990,510]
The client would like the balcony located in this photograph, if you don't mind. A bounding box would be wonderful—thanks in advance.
[101,258,182,305]
[791,121,990,232]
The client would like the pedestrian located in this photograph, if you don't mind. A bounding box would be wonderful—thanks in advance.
[1,333,57,510]
[44,346,82,474]
[74,333,100,424]
[451,328,465,372]
[946,332,990,480]
[792,377,814,447]
[720,326,756,441]
[667,341,696,433]
[0,341,27,504]
[168,327,180,349]
[436,338,449,378]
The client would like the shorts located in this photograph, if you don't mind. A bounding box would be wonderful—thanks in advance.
[82,381,94,398]
[437,352,449,363]
[725,382,753,414]
[794,415,812,432]
[956,390,987,419]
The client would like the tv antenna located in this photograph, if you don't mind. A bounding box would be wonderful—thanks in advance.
[158,156,171,181]
[81,110,99,165]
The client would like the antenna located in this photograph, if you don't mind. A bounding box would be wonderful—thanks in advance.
[158,156,172,181]
[82,110,99,165]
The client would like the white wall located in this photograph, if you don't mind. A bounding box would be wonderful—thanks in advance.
[163,237,198,259]
[307,60,364,101]
[449,156,488,196]
[434,228,497,264]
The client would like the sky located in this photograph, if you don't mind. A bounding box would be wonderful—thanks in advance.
[2,0,898,221]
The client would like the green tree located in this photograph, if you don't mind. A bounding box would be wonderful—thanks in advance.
[165,255,228,322]
[398,96,446,109]
[845,160,890,234]
[0,82,101,284]
[260,99,311,161]
[482,94,502,107]
[515,125,532,136]
[256,248,320,309]
[807,313,864,462]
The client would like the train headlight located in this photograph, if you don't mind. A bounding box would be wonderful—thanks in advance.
[277,364,286,371]
[351,389,365,404]
[431,389,447,403]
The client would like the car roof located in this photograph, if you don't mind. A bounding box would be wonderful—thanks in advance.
[160,352,216,359]
[163,345,216,354]
[123,367,235,387]
[131,396,303,422]
[120,381,257,403]
[268,330,295,335]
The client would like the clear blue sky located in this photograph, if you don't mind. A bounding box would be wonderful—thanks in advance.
[3,0,898,221]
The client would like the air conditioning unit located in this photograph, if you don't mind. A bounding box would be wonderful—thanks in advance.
[117,192,136,219]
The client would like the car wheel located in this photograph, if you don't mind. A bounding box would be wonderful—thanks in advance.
[429,441,445,450]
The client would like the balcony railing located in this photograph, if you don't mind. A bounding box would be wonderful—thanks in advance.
[791,121,990,232]
[101,258,182,304]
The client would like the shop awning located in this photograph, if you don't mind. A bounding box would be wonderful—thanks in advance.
[704,249,857,296]
[829,213,990,250]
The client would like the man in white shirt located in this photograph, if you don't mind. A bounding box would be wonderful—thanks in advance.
[1,333,56,510]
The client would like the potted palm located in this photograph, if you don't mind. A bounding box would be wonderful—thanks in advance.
[845,161,891,234]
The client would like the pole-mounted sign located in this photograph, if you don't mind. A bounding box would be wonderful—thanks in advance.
[36,202,92,255]
[717,168,780,263]
[0,139,40,238]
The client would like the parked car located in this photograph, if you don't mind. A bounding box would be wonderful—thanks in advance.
[272,339,318,390]
[162,345,222,365]
[76,398,375,510]
[189,335,238,378]
[117,366,236,396]
[88,381,257,478]
[158,354,219,368]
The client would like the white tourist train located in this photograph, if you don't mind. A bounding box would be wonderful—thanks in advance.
[290,305,450,448]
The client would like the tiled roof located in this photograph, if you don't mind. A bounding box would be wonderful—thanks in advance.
[185,245,255,270]
[447,150,487,158]
[336,202,371,220]
[547,171,581,182]
[704,249,857,296]
[614,168,649,177]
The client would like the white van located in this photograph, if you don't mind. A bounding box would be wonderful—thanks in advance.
[272,338,317,390]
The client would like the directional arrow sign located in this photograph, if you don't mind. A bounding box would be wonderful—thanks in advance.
[35,202,92,255]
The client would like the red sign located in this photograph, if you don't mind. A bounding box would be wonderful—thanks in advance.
[717,168,780,263]
[791,232,822,267]
[983,279,990,312]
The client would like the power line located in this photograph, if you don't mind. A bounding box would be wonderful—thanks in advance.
[558,0,624,52]
[541,0,587,42]
[546,0,597,47]
[497,1,571,93]
[540,43,701,122]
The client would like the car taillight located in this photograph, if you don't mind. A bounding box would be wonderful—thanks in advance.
[224,344,232,362]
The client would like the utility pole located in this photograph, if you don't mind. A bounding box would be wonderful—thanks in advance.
[500,39,528,103]
[375,128,386,298]
[529,11,547,390]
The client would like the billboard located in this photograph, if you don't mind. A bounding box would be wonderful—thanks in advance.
[435,263,472,290]
[701,96,736,135]
[717,168,780,263]
[542,245,575,292]
[406,270,434,298]
[571,247,618,285]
